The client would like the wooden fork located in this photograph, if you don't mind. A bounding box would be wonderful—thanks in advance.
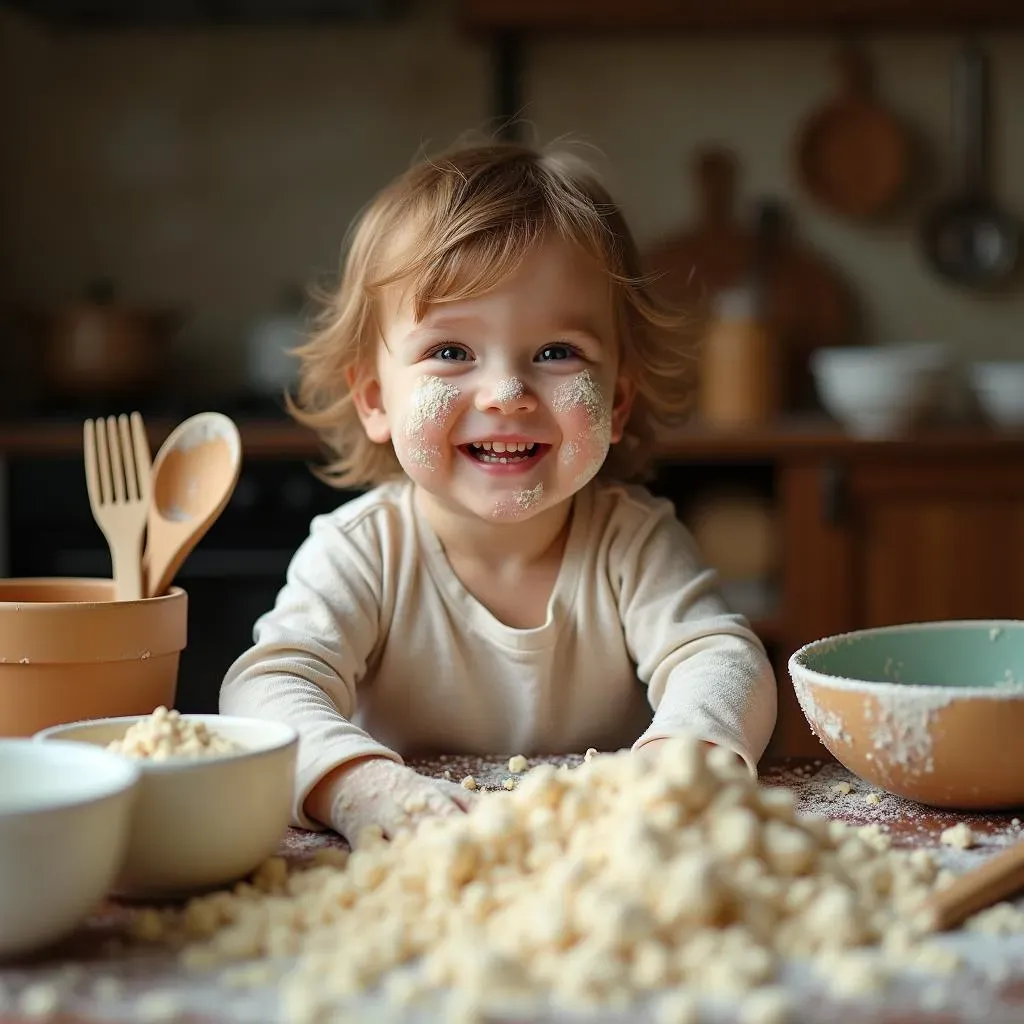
[83,412,152,601]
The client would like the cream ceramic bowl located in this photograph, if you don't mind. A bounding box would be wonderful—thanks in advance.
[0,739,140,959]
[969,360,1024,428]
[790,620,1024,809]
[0,578,187,738]
[810,344,949,437]
[35,715,298,899]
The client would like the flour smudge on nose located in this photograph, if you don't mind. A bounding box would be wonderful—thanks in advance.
[552,369,612,483]
[492,483,544,520]
[493,377,525,405]
[404,375,460,470]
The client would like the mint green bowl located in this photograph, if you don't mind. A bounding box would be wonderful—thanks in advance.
[789,620,1024,809]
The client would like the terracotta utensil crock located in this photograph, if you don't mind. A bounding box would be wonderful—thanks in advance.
[0,579,187,738]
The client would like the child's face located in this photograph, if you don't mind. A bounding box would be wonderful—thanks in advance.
[353,236,634,523]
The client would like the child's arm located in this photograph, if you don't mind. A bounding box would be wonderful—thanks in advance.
[615,498,778,776]
[219,510,445,833]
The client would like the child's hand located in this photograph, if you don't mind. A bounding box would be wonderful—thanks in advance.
[636,737,714,758]
[637,737,745,771]
[313,757,478,845]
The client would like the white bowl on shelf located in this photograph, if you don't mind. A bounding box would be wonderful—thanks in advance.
[969,361,1024,428]
[35,714,298,899]
[0,740,140,959]
[810,344,950,438]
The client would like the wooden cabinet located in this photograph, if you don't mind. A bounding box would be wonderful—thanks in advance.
[657,424,1024,758]
[461,0,1024,32]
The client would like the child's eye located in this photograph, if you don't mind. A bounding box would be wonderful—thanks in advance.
[536,343,580,362]
[428,344,471,362]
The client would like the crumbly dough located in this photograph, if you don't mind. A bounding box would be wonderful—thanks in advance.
[507,755,529,774]
[106,706,242,760]
[939,823,976,850]
[461,776,478,791]
[129,737,984,1024]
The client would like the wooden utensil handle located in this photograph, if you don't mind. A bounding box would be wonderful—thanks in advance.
[836,46,871,96]
[924,838,1024,932]
[694,147,738,227]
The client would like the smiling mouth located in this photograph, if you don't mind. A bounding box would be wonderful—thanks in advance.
[461,441,547,465]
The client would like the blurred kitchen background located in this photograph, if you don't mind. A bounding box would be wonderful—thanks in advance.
[1,0,1023,751]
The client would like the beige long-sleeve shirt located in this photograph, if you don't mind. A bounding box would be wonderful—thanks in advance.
[220,478,778,828]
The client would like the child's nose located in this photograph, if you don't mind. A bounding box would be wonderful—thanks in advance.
[476,376,538,415]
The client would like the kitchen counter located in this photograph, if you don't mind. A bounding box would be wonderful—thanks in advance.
[4,755,1024,1024]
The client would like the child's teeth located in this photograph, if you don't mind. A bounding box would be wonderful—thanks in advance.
[468,441,538,462]
[470,441,536,453]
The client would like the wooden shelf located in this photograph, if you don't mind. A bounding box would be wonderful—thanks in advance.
[4,415,1023,463]
[653,418,1024,461]
[461,0,1024,33]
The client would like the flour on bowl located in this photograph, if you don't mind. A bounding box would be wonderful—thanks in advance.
[107,707,242,761]
[792,674,851,744]
[866,685,955,781]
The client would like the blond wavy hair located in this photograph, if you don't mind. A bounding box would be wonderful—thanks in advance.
[288,138,695,488]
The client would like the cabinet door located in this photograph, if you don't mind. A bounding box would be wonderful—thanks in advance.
[774,454,1024,757]
[849,461,1024,627]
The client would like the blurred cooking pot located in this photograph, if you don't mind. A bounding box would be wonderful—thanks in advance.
[44,281,182,397]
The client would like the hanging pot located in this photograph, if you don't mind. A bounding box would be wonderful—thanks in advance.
[44,281,181,397]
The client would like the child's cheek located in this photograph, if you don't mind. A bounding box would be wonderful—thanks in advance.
[553,370,612,486]
[400,375,460,472]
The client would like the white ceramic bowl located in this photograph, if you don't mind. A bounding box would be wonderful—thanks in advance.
[0,739,140,959]
[811,344,950,438]
[969,361,1024,428]
[35,715,298,899]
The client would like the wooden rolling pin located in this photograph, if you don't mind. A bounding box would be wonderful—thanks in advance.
[922,838,1024,932]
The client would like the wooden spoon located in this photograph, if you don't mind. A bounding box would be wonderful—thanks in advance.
[921,838,1024,932]
[143,412,242,598]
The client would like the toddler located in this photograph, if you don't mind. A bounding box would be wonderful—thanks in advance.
[220,139,778,843]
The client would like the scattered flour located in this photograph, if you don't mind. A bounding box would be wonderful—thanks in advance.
[940,823,977,850]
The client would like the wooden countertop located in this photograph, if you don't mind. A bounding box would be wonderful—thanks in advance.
[3,754,1024,1024]
[1,416,1023,462]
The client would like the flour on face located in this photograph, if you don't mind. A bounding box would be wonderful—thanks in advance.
[493,377,526,406]
[492,483,544,520]
[403,375,460,470]
[552,369,612,485]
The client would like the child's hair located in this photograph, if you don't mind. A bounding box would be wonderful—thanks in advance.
[289,137,695,488]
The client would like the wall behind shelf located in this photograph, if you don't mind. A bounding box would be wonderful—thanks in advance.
[2,2,1024,394]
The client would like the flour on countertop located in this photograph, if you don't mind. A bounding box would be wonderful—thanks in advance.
[9,755,1024,1024]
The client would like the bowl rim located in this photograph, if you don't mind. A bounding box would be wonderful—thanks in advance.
[0,738,141,820]
[788,618,1024,699]
[0,578,186,609]
[33,713,299,772]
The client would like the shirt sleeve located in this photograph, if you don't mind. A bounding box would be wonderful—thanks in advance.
[219,509,402,829]
[613,494,778,775]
